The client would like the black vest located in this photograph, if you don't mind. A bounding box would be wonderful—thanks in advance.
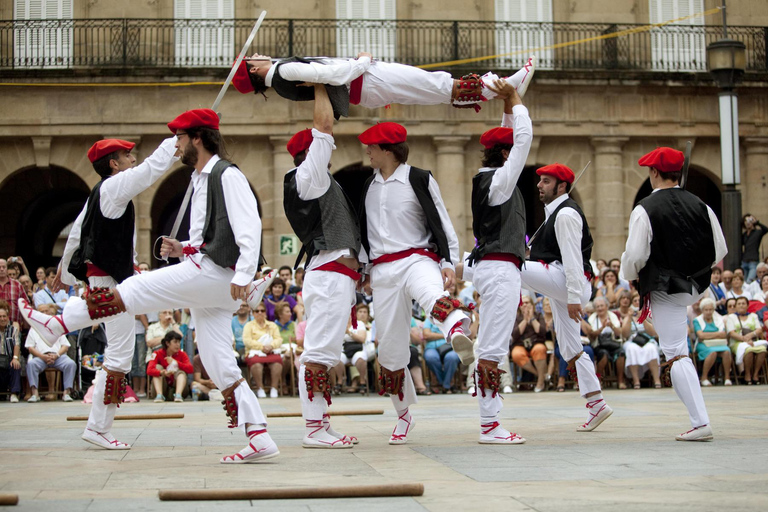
[468,169,527,264]
[68,179,135,284]
[200,159,244,269]
[359,166,451,263]
[272,57,350,120]
[637,188,716,296]
[528,197,593,276]
[283,169,361,268]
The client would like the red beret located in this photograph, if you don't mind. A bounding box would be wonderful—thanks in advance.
[536,163,575,184]
[638,147,684,173]
[287,129,313,158]
[358,122,407,145]
[232,60,254,94]
[479,127,515,149]
[167,109,220,134]
[87,139,135,163]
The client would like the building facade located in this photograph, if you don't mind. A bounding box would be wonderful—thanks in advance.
[1,0,767,271]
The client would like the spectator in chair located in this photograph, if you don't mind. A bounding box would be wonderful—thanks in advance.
[231,302,252,360]
[32,267,68,312]
[753,274,768,304]
[586,296,626,389]
[191,354,222,401]
[338,308,373,394]
[703,267,728,315]
[422,314,461,394]
[147,331,192,403]
[693,297,732,386]
[25,304,76,402]
[243,303,283,398]
[620,299,662,389]
[0,306,22,403]
[725,274,752,301]
[264,278,301,322]
[727,296,766,385]
[511,295,548,393]
[0,259,26,326]
[274,302,298,384]
[596,269,622,309]
[145,309,182,359]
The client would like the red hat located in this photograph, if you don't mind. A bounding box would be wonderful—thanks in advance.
[287,129,313,157]
[167,109,220,134]
[536,163,575,184]
[479,127,515,149]
[232,60,254,94]
[358,122,407,145]
[87,139,135,163]
[638,147,684,173]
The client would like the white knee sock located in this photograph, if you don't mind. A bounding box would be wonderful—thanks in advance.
[670,358,710,427]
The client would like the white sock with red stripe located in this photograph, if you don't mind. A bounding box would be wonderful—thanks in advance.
[390,407,413,443]
[304,418,349,446]
[323,413,358,444]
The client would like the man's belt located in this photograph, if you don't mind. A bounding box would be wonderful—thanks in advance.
[372,248,439,266]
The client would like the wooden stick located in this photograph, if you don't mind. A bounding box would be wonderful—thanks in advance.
[267,409,384,418]
[0,494,19,506]
[66,413,184,421]
[159,483,423,501]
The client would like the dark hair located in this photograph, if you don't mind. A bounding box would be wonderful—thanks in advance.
[6,262,21,273]
[92,150,121,179]
[294,267,305,277]
[246,64,269,95]
[603,269,619,282]
[735,296,749,306]
[161,330,182,349]
[186,126,231,161]
[658,169,682,183]
[45,266,57,277]
[270,277,286,295]
[711,267,722,275]
[293,150,308,168]
[556,178,572,194]
[725,297,737,309]
[379,142,409,164]
[481,144,512,168]
[608,258,621,267]
[742,213,753,229]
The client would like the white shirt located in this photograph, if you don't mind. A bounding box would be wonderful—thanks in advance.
[60,137,180,286]
[362,163,459,272]
[620,187,728,290]
[542,193,589,304]
[183,154,262,287]
[25,329,70,354]
[477,105,533,206]
[293,129,356,271]
[265,56,371,88]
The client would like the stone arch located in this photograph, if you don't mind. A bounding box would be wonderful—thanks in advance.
[632,165,723,219]
[333,161,374,212]
[0,165,89,269]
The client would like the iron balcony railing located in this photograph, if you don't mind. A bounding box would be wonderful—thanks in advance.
[1,18,766,74]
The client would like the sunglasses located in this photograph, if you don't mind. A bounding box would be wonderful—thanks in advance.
[254,309,266,313]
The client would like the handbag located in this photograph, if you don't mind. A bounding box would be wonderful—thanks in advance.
[436,342,453,361]
[0,354,10,370]
[631,332,654,347]
[598,331,622,352]
[343,342,364,360]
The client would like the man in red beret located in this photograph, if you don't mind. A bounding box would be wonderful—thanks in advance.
[282,85,361,449]
[357,120,471,445]
[21,109,279,463]
[464,79,530,444]
[620,147,727,441]
[522,162,613,432]
[235,51,535,117]
[51,135,179,449]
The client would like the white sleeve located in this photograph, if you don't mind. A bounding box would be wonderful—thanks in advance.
[620,206,652,282]
[295,129,335,201]
[707,205,728,266]
[428,176,460,271]
[553,208,585,304]
[501,112,514,128]
[99,137,179,219]
[221,167,262,286]
[59,205,87,286]
[277,57,370,86]
[488,104,532,206]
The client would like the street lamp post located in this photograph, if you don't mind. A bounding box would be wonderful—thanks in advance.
[707,23,746,271]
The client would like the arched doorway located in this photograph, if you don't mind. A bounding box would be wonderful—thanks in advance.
[519,164,545,238]
[632,166,722,219]
[0,165,89,270]
[333,162,373,212]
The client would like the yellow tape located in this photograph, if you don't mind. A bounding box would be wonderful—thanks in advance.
[0,6,723,87]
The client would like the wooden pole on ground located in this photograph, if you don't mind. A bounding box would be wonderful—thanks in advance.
[159,483,423,501]
[0,494,19,505]
[267,409,383,418]
[66,413,184,421]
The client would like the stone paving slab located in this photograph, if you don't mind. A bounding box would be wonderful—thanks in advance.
[0,386,767,511]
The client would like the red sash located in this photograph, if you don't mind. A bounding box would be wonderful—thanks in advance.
[314,261,361,282]
[350,76,364,105]
[86,263,109,277]
[372,248,440,266]
[480,253,522,269]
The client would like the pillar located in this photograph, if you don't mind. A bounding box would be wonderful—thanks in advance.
[269,136,294,269]
[432,136,471,254]
[590,136,629,260]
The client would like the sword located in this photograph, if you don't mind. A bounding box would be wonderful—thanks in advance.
[527,161,591,249]
[680,140,692,189]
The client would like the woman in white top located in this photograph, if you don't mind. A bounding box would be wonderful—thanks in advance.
[620,293,662,389]
[692,298,732,386]
[726,296,766,385]
[725,274,752,301]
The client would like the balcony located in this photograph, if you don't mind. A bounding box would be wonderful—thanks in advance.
[1,18,766,80]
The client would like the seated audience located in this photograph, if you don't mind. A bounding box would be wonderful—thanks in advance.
[423,314,461,394]
[231,302,252,361]
[191,354,222,401]
[621,299,661,389]
[338,306,374,393]
[32,267,68,312]
[0,306,22,402]
[274,302,299,388]
[408,315,429,395]
[264,278,302,321]
[290,267,305,296]
[25,304,76,402]
[754,274,768,304]
[693,297,732,386]
[147,331,192,403]
[703,267,728,315]
[145,309,182,362]
[511,295,548,392]
[586,296,626,388]
[727,296,766,384]
[596,269,623,308]
[243,303,283,398]
[726,273,752,301]
[612,289,634,322]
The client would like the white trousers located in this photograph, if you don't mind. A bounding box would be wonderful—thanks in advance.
[116,256,266,429]
[520,261,600,397]
[371,254,467,410]
[649,291,710,427]
[86,275,136,433]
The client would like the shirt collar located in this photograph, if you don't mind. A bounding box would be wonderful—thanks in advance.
[264,63,277,87]
[544,193,570,219]
[198,154,221,176]
[478,167,497,173]
[651,185,680,194]
[374,163,410,184]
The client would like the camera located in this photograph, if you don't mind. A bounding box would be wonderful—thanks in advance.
[9,257,16,262]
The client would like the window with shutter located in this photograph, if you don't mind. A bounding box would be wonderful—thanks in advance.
[649,0,705,71]
[336,0,396,61]
[174,0,234,67]
[495,0,552,70]
[14,0,72,69]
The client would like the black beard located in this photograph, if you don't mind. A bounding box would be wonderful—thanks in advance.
[181,144,198,167]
